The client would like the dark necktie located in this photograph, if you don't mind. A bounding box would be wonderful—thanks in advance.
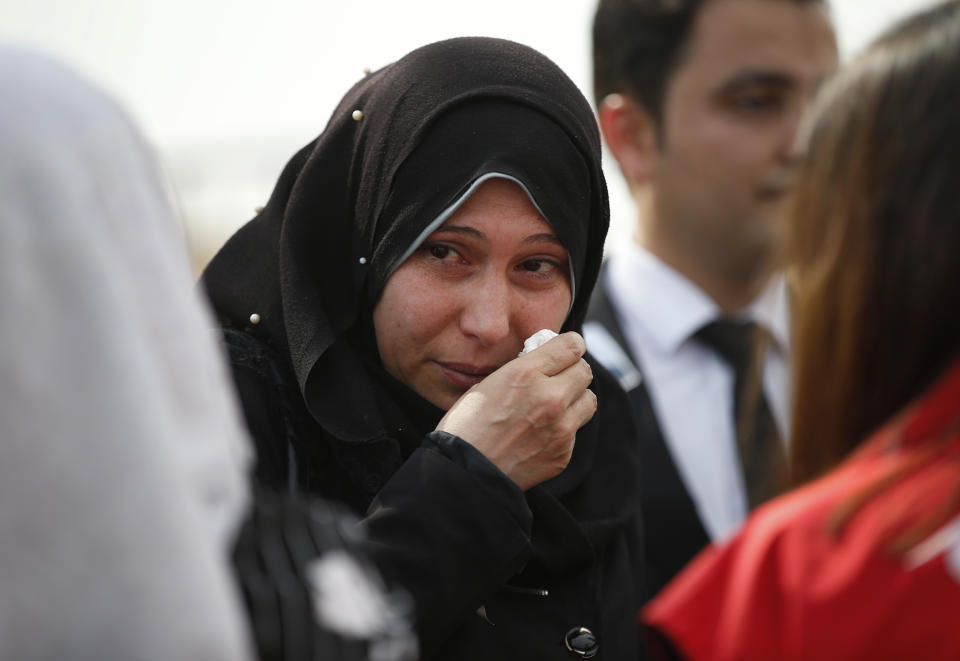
[694,319,788,509]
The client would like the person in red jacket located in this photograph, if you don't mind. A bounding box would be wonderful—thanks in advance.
[642,1,960,659]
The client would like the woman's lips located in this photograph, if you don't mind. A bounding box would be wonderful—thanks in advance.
[436,361,498,390]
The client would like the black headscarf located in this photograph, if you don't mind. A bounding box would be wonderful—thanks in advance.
[202,37,609,441]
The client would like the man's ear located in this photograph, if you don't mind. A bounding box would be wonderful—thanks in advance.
[598,93,658,187]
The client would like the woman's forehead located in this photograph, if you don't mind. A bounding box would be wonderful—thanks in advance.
[437,177,557,240]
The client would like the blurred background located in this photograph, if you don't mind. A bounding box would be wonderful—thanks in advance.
[0,0,939,271]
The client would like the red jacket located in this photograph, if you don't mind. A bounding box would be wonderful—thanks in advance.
[644,358,960,661]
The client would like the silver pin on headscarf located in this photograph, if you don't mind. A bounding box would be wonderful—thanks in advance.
[358,257,367,265]
[249,313,261,325]
[352,109,364,121]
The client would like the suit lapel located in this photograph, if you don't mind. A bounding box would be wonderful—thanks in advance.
[585,263,710,599]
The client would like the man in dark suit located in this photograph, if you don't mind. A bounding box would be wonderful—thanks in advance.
[586,0,837,599]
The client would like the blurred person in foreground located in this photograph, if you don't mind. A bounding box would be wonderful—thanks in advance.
[201,36,645,660]
[586,0,838,601]
[0,45,415,661]
[0,44,253,660]
[643,1,960,657]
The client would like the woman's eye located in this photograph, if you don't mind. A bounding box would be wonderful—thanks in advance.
[521,259,545,272]
[518,259,560,275]
[429,244,452,259]
[423,243,468,265]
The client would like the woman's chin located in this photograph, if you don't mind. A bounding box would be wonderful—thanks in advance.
[422,393,459,413]
[408,378,463,412]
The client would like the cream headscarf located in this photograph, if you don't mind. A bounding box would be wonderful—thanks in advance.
[0,45,252,659]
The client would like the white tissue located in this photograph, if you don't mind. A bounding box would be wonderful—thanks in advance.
[519,329,559,356]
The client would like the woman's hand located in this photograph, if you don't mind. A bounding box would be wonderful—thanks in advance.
[435,332,597,491]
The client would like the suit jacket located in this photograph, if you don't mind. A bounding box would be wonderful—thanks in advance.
[584,264,710,600]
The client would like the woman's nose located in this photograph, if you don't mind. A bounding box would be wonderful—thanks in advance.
[458,275,513,346]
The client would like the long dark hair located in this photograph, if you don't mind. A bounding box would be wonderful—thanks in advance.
[788,0,960,484]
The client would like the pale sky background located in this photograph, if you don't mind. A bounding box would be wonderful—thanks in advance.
[0,0,939,267]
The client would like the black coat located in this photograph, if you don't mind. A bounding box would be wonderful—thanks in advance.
[202,37,644,661]
[223,328,646,660]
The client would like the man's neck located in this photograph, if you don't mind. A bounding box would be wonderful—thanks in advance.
[633,218,771,316]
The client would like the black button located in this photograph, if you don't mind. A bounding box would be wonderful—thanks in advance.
[564,627,598,658]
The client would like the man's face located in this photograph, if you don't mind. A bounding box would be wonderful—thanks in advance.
[650,0,837,279]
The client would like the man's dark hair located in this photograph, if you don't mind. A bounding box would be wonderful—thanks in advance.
[592,0,826,124]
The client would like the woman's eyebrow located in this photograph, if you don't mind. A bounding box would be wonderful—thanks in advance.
[432,226,562,247]
[432,225,486,240]
[522,232,563,246]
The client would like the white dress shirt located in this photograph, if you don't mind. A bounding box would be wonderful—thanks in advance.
[596,244,790,542]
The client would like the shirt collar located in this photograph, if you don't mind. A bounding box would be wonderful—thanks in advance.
[607,244,790,356]
[747,272,790,354]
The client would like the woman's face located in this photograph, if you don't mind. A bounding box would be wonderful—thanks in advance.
[373,178,572,410]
